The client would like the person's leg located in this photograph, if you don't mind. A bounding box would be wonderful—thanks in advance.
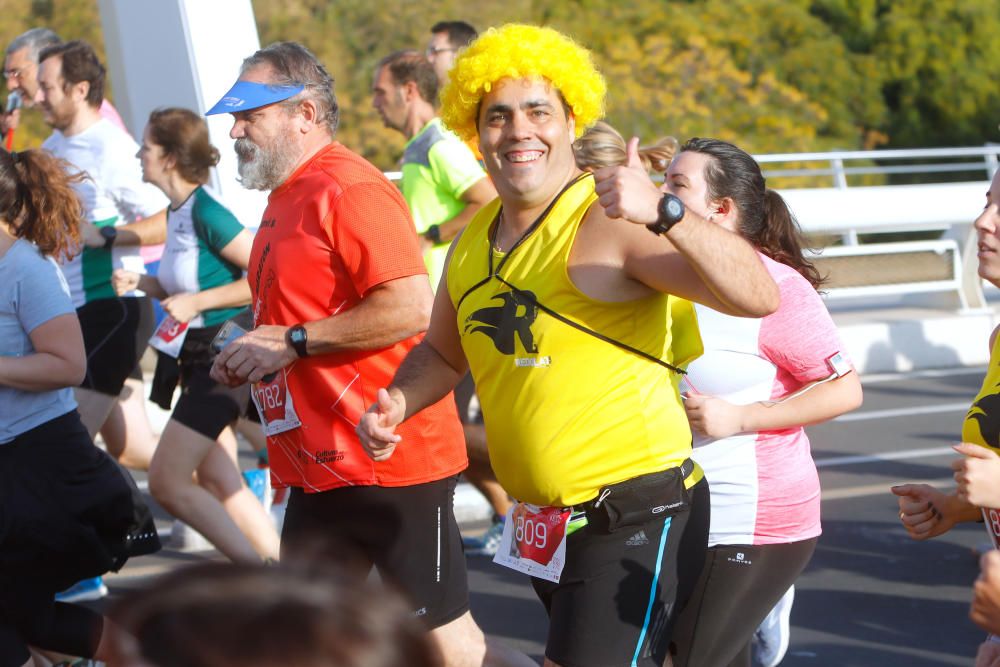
[431,611,537,667]
[72,387,118,440]
[534,475,708,667]
[670,538,817,667]
[99,376,158,472]
[147,419,265,564]
[463,424,512,518]
[195,425,280,561]
[75,297,149,441]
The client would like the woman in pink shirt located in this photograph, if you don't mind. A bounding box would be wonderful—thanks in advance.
[667,138,863,667]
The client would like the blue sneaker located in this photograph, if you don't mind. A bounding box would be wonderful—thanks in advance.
[242,468,269,506]
[752,584,795,667]
[55,576,108,602]
[463,516,505,557]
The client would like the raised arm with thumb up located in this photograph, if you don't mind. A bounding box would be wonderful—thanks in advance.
[592,136,664,224]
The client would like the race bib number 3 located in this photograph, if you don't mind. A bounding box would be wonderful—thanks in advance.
[149,316,189,358]
[251,369,302,436]
[493,503,570,583]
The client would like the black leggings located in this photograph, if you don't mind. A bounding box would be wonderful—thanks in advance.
[670,537,818,667]
[0,602,103,667]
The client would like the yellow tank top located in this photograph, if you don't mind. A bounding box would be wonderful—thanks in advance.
[446,174,703,506]
[963,332,1000,451]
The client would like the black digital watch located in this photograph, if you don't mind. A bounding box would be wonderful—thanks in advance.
[646,194,685,236]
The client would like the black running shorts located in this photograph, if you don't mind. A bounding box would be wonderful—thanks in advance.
[532,476,710,667]
[77,297,154,397]
[280,474,470,628]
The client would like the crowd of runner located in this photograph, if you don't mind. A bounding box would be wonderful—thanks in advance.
[0,14,998,667]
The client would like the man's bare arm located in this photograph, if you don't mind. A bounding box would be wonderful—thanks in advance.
[212,273,433,386]
[593,139,778,316]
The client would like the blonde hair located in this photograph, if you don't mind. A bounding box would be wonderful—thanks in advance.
[573,121,679,174]
[440,24,606,143]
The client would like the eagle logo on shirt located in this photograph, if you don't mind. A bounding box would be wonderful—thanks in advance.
[968,384,1000,449]
[464,289,538,355]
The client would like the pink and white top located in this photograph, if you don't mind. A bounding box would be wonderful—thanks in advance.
[683,254,847,547]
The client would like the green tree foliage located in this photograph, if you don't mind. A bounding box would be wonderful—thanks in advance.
[0,0,108,150]
[871,0,1000,147]
[1,0,997,168]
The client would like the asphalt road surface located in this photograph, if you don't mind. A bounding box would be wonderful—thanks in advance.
[98,367,990,666]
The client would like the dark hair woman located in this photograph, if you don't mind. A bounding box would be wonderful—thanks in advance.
[667,138,862,667]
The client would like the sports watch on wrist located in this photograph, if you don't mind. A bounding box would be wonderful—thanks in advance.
[646,193,685,236]
[424,224,442,245]
[286,324,308,358]
[100,225,118,250]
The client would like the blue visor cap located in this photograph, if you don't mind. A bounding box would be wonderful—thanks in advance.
[205,81,304,115]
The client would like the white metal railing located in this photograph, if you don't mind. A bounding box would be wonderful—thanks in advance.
[755,144,999,311]
[757,145,1000,190]
[385,145,1000,311]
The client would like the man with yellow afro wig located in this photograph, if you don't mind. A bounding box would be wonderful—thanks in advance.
[358,23,779,667]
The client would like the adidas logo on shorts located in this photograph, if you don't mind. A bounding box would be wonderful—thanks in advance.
[626,530,650,546]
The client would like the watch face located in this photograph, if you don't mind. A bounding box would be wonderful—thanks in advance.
[666,197,684,220]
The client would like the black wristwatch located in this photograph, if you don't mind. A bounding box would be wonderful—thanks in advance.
[424,224,442,245]
[646,194,685,236]
[286,324,308,358]
[100,225,118,249]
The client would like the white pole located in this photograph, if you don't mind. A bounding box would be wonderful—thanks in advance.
[96,0,268,230]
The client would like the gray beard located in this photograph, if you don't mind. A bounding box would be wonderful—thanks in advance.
[234,137,299,191]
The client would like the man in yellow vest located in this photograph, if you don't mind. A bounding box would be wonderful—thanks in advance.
[358,24,778,667]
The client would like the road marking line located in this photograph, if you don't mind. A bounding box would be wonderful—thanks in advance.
[862,367,986,383]
[821,478,950,501]
[816,446,956,468]
[833,402,968,422]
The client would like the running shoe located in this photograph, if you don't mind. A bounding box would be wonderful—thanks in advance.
[54,576,108,602]
[752,584,795,667]
[463,515,505,557]
[242,468,270,507]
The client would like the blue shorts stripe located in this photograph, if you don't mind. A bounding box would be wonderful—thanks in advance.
[631,516,672,666]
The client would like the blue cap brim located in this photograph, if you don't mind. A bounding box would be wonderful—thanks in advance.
[205,81,304,115]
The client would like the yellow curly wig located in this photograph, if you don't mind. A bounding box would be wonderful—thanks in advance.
[439,23,606,143]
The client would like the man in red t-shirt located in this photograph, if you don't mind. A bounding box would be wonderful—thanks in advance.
[207,42,531,667]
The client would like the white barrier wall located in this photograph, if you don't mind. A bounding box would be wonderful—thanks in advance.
[97,0,268,229]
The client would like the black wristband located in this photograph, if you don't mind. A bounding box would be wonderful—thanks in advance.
[424,224,442,245]
[100,225,118,250]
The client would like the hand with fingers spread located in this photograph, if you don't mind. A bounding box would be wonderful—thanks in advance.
[891,483,962,540]
[357,388,405,461]
[592,136,663,225]
[953,443,1000,509]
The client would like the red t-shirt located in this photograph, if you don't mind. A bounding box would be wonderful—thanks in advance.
[249,142,467,492]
